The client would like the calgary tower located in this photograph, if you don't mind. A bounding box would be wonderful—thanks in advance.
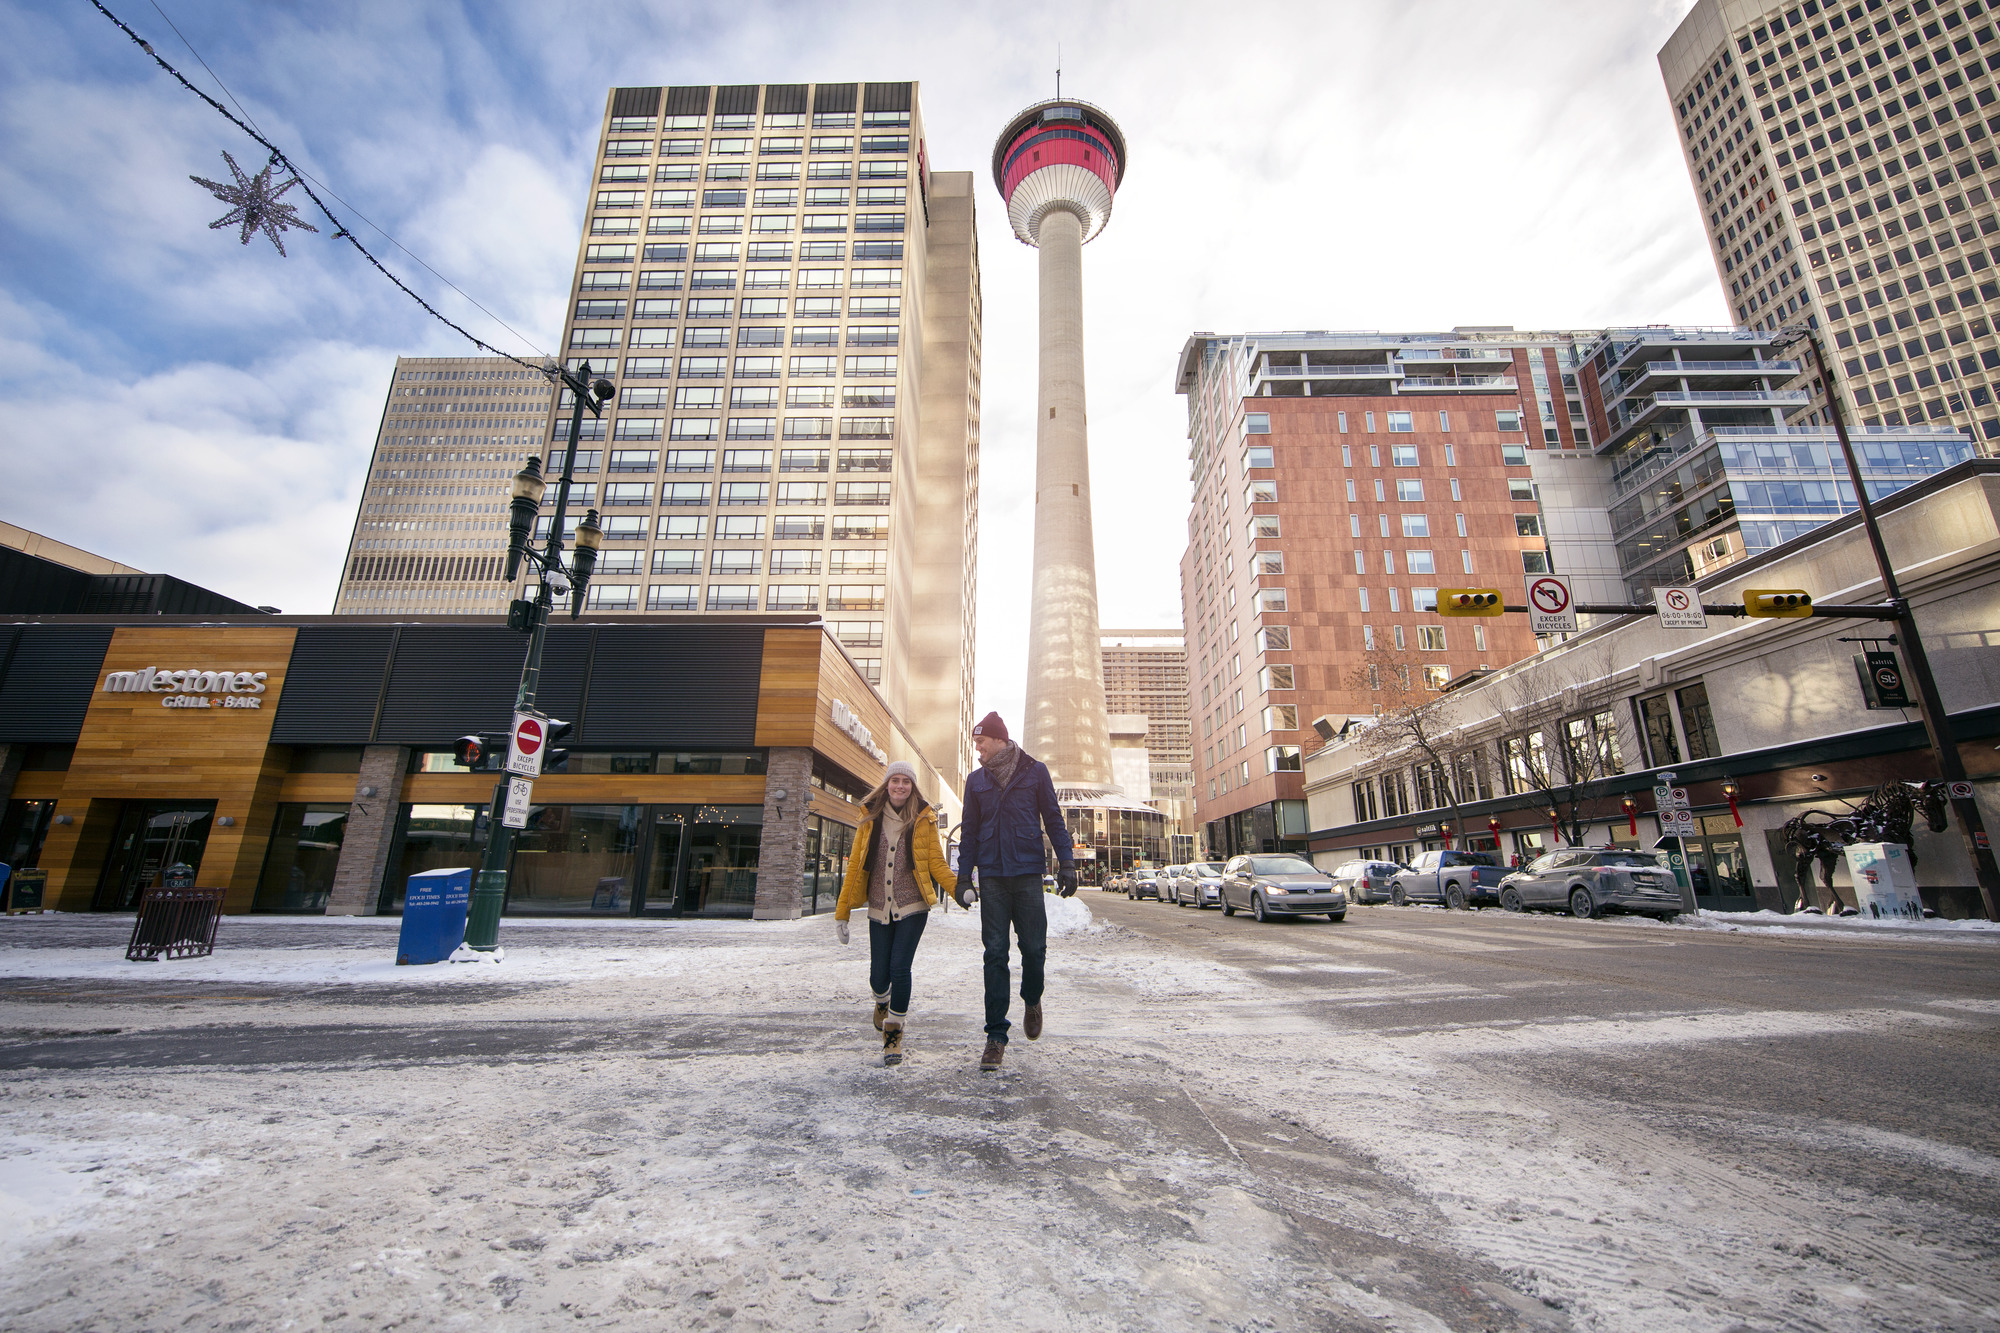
[992,97,1128,790]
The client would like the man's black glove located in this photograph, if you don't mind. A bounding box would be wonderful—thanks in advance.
[953,882,978,909]
[1057,866,1079,897]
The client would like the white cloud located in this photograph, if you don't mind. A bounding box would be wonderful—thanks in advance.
[0,0,1726,742]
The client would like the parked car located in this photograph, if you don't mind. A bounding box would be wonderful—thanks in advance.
[1219,855,1347,922]
[1391,850,1509,909]
[1159,865,1185,904]
[1328,859,1406,905]
[1498,849,1685,919]
[1102,872,1128,894]
[1173,862,1227,910]
[1129,869,1162,900]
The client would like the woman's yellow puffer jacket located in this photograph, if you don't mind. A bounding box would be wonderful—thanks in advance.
[834,799,957,921]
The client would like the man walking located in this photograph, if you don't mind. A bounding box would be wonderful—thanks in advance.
[955,711,1077,1071]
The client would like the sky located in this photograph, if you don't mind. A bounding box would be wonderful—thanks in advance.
[0,0,1726,734]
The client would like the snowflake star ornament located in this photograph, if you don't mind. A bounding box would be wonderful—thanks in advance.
[190,151,319,256]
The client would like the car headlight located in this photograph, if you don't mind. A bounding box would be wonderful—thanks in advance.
[1262,883,1286,894]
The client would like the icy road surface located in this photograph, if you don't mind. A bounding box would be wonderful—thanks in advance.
[0,896,1996,1332]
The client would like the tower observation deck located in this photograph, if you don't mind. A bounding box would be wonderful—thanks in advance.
[992,98,1127,791]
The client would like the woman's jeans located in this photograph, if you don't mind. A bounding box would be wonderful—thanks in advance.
[868,912,929,1015]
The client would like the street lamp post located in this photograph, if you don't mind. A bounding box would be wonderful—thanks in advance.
[461,360,614,955]
[1777,325,2000,919]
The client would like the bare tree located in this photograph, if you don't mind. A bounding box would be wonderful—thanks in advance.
[1343,647,1483,848]
[1491,645,1625,848]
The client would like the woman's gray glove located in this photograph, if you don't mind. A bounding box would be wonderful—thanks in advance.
[836,918,850,944]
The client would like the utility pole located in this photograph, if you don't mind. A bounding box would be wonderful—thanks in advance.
[1779,325,2000,920]
[461,361,614,955]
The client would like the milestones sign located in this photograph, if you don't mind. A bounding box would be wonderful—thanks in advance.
[102,666,270,710]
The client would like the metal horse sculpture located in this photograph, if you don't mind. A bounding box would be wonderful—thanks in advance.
[1781,780,1950,911]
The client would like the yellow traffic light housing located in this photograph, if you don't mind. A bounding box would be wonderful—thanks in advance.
[1745,588,1814,618]
[1438,588,1504,617]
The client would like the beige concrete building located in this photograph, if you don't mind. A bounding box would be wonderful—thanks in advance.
[1662,0,2000,447]
[331,82,983,791]
[1101,628,1195,855]
[993,98,1126,790]
[332,354,548,617]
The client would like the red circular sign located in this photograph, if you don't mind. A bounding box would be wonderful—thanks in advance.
[515,718,543,755]
[1666,589,1692,611]
[1529,577,1570,613]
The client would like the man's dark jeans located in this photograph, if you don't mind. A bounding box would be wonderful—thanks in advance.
[979,873,1047,1043]
[867,913,929,1016]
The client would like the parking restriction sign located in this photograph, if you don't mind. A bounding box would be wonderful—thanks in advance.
[1654,586,1708,629]
[1525,574,1577,634]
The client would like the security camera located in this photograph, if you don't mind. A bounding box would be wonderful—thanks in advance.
[1810,774,1827,782]
[546,569,572,595]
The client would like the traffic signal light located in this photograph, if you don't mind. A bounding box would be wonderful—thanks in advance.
[1438,588,1504,617]
[453,734,494,769]
[1745,588,1814,618]
[543,718,575,772]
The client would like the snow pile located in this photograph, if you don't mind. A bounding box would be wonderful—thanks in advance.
[1679,908,2000,935]
[929,891,1097,937]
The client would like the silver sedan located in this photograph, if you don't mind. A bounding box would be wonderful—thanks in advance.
[1498,849,1685,920]
[1173,862,1226,910]
[1219,855,1348,922]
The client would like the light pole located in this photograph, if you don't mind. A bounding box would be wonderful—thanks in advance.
[461,360,614,955]
[1774,324,2000,919]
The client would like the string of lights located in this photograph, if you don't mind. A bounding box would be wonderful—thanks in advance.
[89,0,555,376]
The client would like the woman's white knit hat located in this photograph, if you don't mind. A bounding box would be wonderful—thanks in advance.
[884,760,918,782]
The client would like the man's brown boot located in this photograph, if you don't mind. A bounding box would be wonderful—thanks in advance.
[979,1039,1005,1071]
[1023,1003,1043,1040]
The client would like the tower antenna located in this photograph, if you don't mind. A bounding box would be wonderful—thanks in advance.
[1056,44,1061,100]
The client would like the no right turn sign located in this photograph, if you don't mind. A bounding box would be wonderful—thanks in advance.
[1655,586,1708,629]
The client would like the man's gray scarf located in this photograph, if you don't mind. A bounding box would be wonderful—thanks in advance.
[980,739,1023,791]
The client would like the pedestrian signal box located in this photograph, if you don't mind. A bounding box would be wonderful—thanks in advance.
[1438,588,1504,617]
[453,734,491,769]
[1745,589,1813,618]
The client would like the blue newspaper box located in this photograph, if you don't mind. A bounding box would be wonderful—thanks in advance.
[397,867,473,965]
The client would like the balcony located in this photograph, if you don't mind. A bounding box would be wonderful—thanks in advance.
[1649,389,1808,405]
[1600,358,1800,411]
[1398,375,1518,392]
[1260,362,1399,378]
[1396,347,1515,364]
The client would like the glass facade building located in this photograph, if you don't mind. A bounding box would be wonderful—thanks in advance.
[1578,326,1972,597]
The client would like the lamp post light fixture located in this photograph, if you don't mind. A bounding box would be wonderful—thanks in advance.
[1772,324,1999,919]
[463,360,617,957]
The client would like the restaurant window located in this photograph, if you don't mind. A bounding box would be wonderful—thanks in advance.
[287,747,363,773]
[381,804,480,913]
[508,804,645,914]
[0,799,57,870]
[254,804,348,913]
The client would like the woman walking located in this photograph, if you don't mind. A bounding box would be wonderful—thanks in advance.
[834,760,957,1066]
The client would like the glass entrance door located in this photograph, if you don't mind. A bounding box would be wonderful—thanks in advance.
[94,801,216,910]
[639,811,686,915]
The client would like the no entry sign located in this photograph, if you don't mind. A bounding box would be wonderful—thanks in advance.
[507,711,546,777]
[1526,574,1576,634]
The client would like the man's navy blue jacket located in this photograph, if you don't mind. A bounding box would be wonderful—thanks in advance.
[958,749,1075,877]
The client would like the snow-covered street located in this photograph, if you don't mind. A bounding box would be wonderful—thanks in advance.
[2,895,1997,1332]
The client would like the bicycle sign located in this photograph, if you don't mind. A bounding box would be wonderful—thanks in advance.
[1655,585,1708,629]
[1526,574,1576,633]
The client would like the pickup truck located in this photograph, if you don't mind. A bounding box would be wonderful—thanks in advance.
[1391,850,1509,909]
